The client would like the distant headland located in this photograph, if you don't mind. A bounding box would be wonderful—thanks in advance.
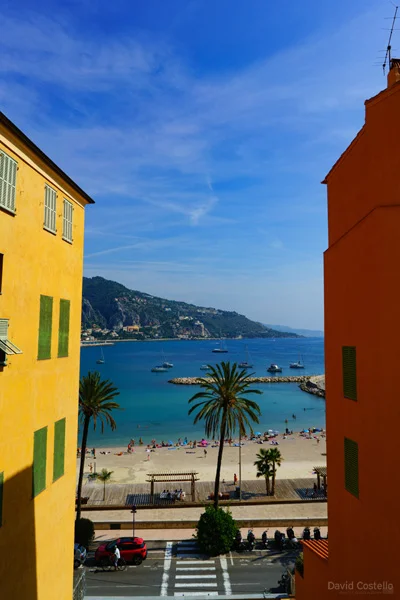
[81,275,302,343]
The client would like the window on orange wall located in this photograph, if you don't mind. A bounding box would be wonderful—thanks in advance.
[0,254,3,293]
[344,437,359,498]
[342,346,357,400]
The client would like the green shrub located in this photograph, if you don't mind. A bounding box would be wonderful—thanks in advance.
[195,506,237,556]
[75,518,95,549]
[295,552,304,577]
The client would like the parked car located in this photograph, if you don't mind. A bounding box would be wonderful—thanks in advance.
[74,543,87,569]
[95,537,147,566]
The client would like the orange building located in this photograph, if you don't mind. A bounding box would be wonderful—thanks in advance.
[296,60,400,599]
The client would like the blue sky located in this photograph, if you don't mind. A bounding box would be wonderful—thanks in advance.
[0,0,393,329]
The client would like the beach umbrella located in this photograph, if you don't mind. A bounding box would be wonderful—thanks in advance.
[168,440,173,445]
[255,432,262,436]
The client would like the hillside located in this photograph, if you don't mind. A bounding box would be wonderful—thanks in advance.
[265,324,324,338]
[81,276,300,340]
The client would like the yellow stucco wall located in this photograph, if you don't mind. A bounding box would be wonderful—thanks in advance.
[0,122,91,599]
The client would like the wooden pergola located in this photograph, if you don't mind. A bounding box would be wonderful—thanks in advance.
[314,466,327,491]
[146,471,199,503]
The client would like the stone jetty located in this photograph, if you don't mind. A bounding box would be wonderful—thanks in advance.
[169,375,316,385]
[299,374,326,398]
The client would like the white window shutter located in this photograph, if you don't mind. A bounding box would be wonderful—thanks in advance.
[0,319,8,339]
[63,198,73,242]
[44,184,57,232]
[0,150,17,213]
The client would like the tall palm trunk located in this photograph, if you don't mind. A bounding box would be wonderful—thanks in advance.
[76,415,90,521]
[103,481,106,501]
[213,415,227,509]
[265,475,270,496]
[271,460,276,496]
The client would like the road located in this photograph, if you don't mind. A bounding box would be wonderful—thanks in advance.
[84,539,298,598]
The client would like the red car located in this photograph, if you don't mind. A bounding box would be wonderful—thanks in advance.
[95,537,147,566]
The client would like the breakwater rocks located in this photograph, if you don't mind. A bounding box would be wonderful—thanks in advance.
[169,375,316,385]
[299,375,326,398]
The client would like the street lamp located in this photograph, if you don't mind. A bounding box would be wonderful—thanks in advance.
[131,505,137,538]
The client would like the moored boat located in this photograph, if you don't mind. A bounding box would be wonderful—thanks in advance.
[267,363,282,373]
[290,353,305,369]
[151,365,168,373]
[96,348,105,364]
[239,344,253,369]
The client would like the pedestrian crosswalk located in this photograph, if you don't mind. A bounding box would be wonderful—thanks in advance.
[163,540,228,597]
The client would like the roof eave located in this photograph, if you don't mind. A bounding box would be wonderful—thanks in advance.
[0,111,95,205]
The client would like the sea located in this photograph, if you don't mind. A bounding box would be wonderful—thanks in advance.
[80,337,325,447]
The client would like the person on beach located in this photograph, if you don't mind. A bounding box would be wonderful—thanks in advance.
[89,463,93,473]
[146,448,151,460]
[234,473,238,485]
[204,449,207,458]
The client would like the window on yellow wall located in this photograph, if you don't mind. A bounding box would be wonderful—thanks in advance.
[0,253,3,293]
[38,295,53,360]
[53,418,66,481]
[58,299,70,358]
[33,427,47,497]
[44,184,57,233]
[0,472,3,527]
[0,150,17,214]
[62,199,73,243]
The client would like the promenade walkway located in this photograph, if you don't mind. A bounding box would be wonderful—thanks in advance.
[81,477,326,507]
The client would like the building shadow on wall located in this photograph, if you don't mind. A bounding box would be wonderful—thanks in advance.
[0,467,38,599]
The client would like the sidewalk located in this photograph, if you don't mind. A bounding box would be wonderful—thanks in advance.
[94,524,328,542]
[85,501,327,525]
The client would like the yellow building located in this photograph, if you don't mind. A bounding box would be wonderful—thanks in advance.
[0,112,94,599]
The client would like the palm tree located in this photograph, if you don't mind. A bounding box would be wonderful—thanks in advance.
[76,371,120,521]
[188,362,262,509]
[254,448,274,496]
[97,468,113,501]
[269,447,283,495]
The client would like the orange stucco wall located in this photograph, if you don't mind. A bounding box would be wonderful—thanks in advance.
[296,69,400,599]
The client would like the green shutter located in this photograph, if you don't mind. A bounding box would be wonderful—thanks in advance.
[58,299,70,358]
[38,295,53,360]
[0,472,3,527]
[53,418,66,481]
[344,437,359,498]
[33,427,47,497]
[342,346,357,400]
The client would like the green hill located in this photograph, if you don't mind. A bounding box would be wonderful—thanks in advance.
[82,276,300,340]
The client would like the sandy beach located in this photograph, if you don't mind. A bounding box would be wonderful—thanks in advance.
[77,430,326,485]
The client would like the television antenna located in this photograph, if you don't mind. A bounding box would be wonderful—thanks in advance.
[383,5,399,74]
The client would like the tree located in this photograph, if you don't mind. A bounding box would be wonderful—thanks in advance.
[254,448,274,495]
[196,506,237,556]
[188,362,262,509]
[97,468,113,501]
[76,371,120,521]
[269,447,283,495]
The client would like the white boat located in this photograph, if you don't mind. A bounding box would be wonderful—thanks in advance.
[200,364,211,371]
[239,345,253,369]
[161,349,173,368]
[267,363,282,373]
[212,338,228,353]
[151,365,168,373]
[96,348,105,364]
[290,354,305,369]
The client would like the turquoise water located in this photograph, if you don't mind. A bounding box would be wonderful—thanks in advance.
[80,338,325,447]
